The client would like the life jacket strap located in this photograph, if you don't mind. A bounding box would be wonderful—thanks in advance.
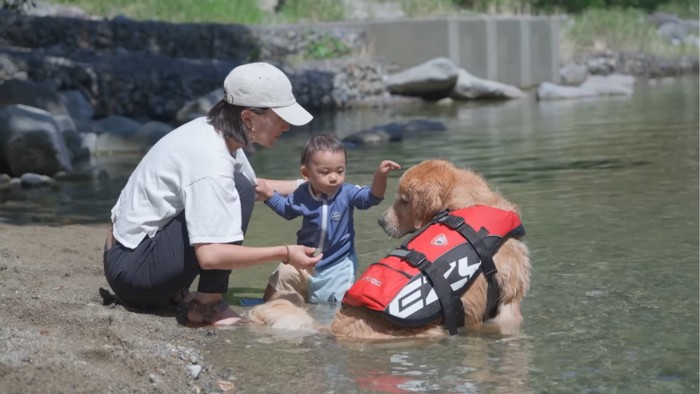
[437,212,503,322]
[389,247,462,335]
[388,248,428,269]
[437,214,498,277]
[422,262,462,335]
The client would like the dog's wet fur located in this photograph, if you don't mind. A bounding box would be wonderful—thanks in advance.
[244,159,532,339]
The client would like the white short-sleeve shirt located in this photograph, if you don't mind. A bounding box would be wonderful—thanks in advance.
[110,117,257,249]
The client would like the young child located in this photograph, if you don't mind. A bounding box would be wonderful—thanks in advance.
[256,133,401,304]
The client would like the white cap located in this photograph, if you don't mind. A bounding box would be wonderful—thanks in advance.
[223,62,313,126]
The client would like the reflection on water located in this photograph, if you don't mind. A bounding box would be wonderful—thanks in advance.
[2,77,698,392]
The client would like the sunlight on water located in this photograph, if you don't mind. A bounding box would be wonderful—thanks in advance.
[2,77,698,393]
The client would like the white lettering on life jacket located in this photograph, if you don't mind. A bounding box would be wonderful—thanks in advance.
[450,257,481,292]
[387,256,481,319]
[362,276,382,286]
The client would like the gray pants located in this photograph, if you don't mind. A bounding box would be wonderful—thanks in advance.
[103,176,255,308]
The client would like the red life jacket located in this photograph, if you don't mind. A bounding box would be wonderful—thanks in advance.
[342,205,525,335]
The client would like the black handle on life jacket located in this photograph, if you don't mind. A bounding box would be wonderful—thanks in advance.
[388,248,428,269]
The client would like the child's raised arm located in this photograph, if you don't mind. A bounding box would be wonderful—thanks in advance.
[370,160,401,198]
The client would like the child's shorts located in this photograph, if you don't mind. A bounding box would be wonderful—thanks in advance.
[266,252,357,305]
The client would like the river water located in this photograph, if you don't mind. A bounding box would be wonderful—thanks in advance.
[1,78,698,393]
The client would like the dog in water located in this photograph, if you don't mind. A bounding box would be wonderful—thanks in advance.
[245,159,532,339]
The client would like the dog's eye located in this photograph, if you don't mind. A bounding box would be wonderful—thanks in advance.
[400,196,409,205]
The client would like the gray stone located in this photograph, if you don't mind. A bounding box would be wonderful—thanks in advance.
[92,115,142,136]
[175,89,222,125]
[0,104,73,176]
[580,75,634,96]
[536,82,598,101]
[0,79,70,116]
[385,57,459,98]
[559,63,588,86]
[19,172,55,188]
[449,69,526,100]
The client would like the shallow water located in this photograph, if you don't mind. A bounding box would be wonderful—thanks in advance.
[2,77,698,393]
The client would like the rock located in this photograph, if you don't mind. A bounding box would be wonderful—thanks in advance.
[186,364,202,380]
[449,69,526,100]
[536,82,598,101]
[54,114,89,163]
[580,74,635,96]
[138,120,173,147]
[559,63,589,86]
[0,104,73,176]
[61,90,95,132]
[175,89,222,125]
[92,115,142,136]
[657,22,688,43]
[0,79,70,116]
[20,173,56,188]
[342,118,446,147]
[385,57,459,99]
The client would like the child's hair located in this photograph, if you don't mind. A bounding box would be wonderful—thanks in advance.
[300,134,347,165]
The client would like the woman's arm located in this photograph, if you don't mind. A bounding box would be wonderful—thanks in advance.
[194,243,320,271]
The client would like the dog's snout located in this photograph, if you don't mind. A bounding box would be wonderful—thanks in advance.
[377,216,386,228]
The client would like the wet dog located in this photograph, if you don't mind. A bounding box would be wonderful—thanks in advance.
[245,159,531,339]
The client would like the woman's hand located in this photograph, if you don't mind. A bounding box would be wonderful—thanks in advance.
[286,244,322,269]
[255,179,273,201]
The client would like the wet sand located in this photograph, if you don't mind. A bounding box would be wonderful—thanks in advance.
[0,222,239,393]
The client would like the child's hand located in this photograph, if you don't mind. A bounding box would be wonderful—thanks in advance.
[255,179,273,201]
[376,160,401,176]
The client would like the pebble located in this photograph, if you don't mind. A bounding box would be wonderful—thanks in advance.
[186,364,202,380]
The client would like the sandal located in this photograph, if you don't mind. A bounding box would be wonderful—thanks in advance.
[187,299,240,326]
[172,288,195,307]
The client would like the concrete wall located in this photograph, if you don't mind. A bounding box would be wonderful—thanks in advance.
[317,16,561,88]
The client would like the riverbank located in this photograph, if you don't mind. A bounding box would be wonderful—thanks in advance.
[0,222,240,393]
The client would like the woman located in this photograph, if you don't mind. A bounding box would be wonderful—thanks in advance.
[104,62,322,326]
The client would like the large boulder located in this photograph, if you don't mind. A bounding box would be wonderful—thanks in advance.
[449,69,526,100]
[175,88,222,125]
[342,118,446,147]
[0,104,73,176]
[0,79,70,116]
[385,57,459,99]
[536,82,598,101]
[580,74,635,96]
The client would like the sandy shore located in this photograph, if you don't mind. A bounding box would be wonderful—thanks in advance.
[0,222,238,393]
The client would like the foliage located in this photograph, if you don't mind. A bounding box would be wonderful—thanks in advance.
[47,0,265,24]
[37,0,700,23]
[272,0,345,23]
[398,0,458,17]
[563,6,697,56]
[527,0,698,14]
[303,33,351,60]
[655,0,699,18]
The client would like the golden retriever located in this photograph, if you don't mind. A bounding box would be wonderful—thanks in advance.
[245,159,531,339]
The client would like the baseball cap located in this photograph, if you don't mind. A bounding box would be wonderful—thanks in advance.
[223,62,313,126]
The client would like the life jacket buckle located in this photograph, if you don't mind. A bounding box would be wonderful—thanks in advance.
[438,214,465,229]
[402,249,427,268]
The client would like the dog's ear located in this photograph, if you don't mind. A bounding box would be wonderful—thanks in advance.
[411,181,444,228]
[399,160,459,229]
